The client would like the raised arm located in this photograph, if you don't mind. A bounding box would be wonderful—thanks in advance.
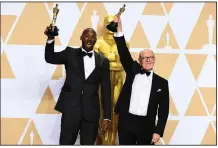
[44,26,68,64]
[45,39,68,64]
[113,16,134,73]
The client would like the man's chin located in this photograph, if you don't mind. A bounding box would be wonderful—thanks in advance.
[144,67,152,71]
[84,45,93,51]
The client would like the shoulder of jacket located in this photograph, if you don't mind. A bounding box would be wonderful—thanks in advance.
[154,73,168,83]
[66,46,80,52]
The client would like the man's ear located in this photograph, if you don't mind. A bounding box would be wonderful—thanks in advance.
[153,57,156,62]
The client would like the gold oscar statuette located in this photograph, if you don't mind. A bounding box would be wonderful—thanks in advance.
[46,4,60,36]
[106,4,126,32]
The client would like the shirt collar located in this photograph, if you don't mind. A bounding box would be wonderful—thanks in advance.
[148,70,153,74]
[81,47,94,53]
[143,69,153,78]
[148,70,153,78]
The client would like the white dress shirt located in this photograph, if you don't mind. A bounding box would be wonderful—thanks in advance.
[114,32,154,116]
[81,48,95,79]
[129,71,153,116]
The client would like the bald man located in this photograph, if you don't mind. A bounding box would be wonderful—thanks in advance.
[113,16,169,145]
[44,27,111,145]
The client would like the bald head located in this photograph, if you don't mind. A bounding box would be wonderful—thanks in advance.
[139,49,154,59]
[80,28,97,52]
[82,28,97,36]
[138,49,155,71]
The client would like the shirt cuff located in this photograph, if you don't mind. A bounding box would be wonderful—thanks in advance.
[114,32,124,37]
[104,119,111,121]
[47,39,54,44]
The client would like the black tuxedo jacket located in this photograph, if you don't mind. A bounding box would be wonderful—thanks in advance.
[114,36,169,137]
[45,41,111,121]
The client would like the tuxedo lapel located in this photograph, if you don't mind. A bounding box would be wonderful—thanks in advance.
[94,51,101,68]
[147,73,158,110]
[73,48,85,80]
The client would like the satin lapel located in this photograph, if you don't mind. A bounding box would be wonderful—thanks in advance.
[147,73,158,110]
[94,51,101,68]
[74,48,85,80]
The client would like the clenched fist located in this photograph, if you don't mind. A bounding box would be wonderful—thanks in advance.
[44,24,59,38]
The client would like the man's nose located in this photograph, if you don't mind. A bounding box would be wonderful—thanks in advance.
[145,58,150,62]
[87,38,92,42]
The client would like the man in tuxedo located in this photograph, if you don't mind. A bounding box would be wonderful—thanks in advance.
[44,26,111,145]
[113,16,169,145]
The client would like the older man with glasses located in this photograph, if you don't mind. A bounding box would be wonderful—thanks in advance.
[112,15,170,145]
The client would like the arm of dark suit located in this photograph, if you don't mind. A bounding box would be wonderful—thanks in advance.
[45,39,68,64]
[155,80,170,137]
[101,58,112,120]
[114,35,134,73]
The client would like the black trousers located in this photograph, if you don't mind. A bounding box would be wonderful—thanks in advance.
[118,113,154,145]
[59,108,99,145]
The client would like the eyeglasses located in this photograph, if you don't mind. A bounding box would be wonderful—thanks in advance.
[139,56,155,61]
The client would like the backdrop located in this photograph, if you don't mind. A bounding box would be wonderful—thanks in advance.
[1,2,216,145]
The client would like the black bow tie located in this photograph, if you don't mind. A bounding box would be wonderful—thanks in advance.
[80,50,93,58]
[139,69,151,76]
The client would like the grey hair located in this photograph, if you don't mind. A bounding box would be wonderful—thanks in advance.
[139,49,155,59]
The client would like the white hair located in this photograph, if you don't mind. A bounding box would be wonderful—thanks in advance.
[139,49,155,58]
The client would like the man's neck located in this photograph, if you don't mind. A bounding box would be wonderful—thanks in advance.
[81,47,93,53]
[143,68,153,73]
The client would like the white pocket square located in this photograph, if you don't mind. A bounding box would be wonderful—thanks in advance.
[157,89,161,92]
